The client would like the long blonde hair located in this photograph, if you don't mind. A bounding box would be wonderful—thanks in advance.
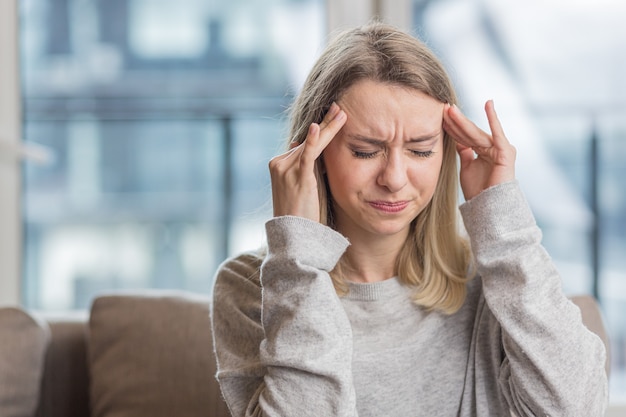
[287,22,471,314]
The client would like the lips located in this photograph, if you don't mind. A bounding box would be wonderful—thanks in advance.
[368,200,410,213]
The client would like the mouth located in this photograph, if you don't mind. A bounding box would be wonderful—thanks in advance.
[368,200,410,213]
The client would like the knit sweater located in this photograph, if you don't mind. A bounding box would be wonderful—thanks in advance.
[210,181,608,416]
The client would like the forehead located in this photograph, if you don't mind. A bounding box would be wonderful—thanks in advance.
[337,79,443,138]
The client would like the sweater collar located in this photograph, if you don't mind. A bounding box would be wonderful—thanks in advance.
[344,277,407,301]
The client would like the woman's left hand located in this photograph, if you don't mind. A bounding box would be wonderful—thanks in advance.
[443,100,516,201]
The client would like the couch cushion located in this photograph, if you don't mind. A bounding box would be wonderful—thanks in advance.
[0,307,50,417]
[88,291,229,417]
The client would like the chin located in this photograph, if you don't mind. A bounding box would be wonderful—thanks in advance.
[367,220,413,238]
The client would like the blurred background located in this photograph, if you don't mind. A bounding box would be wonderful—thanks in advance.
[12,0,626,405]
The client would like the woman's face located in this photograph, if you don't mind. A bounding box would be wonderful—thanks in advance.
[322,79,445,243]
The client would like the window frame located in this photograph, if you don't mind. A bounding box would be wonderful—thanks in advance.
[0,0,22,306]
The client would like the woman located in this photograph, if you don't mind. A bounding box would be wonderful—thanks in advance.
[211,22,608,416]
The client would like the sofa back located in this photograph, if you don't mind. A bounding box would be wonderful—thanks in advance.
[36,292,231,417]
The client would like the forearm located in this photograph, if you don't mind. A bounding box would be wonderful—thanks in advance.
[461,181,608,416]
[213,216,358,417]
[259,216,357,416]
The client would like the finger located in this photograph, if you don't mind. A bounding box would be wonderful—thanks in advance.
[444,104,492,149]
[268,143,303,177]
[443,117,486,153]
[285,103,340,151]
[443,114,471,148]
[301,107,346,168]
[484,100,510,148]
[318,102,341,131]
[272,141,304,163]
[443,114,482,151]
[444,104,492,148]
[297,123,322,173]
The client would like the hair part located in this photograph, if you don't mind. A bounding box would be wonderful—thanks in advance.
[286,21,472,314]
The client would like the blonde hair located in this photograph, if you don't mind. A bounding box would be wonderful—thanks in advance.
[287,22,471,314]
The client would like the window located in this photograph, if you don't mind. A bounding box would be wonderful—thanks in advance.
[20,0,325,309]
[411,0,626,403]
[12,0,624,408]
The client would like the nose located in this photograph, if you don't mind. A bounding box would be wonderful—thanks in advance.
[377,152,408,192]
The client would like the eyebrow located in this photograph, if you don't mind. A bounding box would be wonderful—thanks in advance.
[347,131,441,145]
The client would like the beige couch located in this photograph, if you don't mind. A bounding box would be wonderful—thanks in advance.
[0,291,230,417]
[0,291,609,417]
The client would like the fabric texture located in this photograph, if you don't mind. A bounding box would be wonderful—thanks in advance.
[88,291,227,417]
[211,181,609,417]
[34,314,90,417]
[569,295,611,376]
[0,307,50,417]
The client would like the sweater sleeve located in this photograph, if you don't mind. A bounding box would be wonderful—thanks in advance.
[460,181,608,416]
[211,216,358,417]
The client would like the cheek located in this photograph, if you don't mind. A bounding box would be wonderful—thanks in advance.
[408,156,444,190]
[323,154,374,200]
[325,159,359,191]
[323,143,360,179]
[322,148,349,192]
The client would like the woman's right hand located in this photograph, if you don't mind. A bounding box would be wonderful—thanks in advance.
[269,102,347,222]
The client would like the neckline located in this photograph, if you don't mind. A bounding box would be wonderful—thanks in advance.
[344,277,407,301]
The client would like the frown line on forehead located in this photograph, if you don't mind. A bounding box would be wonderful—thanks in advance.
[347,131,442,145]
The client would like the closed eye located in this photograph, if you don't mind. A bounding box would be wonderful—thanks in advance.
[353,149,434,159]
[410,149,435,158]
[352,150,379,159]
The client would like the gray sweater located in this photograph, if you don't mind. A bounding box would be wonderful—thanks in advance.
[211,181,608,416]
